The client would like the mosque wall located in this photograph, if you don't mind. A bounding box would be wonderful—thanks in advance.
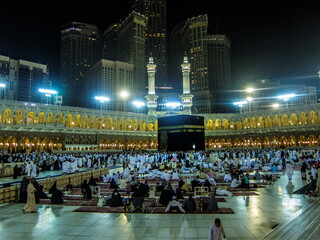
[0,100,320,152]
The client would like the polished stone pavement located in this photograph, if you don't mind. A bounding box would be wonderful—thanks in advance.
[0,169,318,240]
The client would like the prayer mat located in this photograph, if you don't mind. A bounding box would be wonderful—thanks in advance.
[73,206,235,214]
[232,191,259,196]
[292,185,309,194]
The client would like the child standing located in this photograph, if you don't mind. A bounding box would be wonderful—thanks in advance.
[208,218,226,240]
[244,173,250,191]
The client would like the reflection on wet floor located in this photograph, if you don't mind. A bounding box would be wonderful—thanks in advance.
[0,169,316,240]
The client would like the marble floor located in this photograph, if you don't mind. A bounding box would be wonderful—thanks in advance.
[0,169,316,240]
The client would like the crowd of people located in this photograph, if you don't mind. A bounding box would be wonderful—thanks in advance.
[4,147,320,215]
[1,148,320,179]
[5,147,320,240]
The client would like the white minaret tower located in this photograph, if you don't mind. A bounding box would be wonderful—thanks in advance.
[145,57,159,115]
[180,56,193,114]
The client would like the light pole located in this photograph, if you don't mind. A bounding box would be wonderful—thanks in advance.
[39,88,58,104]
[246,96,253,112]
[277,94,295,108]
[95,96,110,110]
[0,83,6,99]
[233,101,247,113]
[120,90,129,112]
[133,101,145,114]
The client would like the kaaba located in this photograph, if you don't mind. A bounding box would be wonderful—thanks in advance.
[158,115,205,151]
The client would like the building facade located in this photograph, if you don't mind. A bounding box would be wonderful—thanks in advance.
[60,22,101,107]
[84,59,134,112]
[207,35,231,113]
[132,0,168,88]
[238,79,318,112]
[169,15,231,113]
[103,12,147,98]
[0,100,320,152]
[0,55,49,103]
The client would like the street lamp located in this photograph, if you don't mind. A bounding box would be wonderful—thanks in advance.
[120,90,129,99]
[245,87,254,93]
[95,96,110,110]
[277,93,295,108]
[0,83,6,99]
[132,101,145,114]
[39,88,58,104]
[272,103,280,109]
[233,101,247,113]
[246,96,253,112]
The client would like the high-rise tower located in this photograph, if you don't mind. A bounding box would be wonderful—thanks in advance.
[132,0,168,87]
[169,15,231,113]
[103,12,147,98]
[60,22,101,107]
[207,34,231,113]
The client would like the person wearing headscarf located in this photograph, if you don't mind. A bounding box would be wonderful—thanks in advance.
[81,180,92,200]
[109,188,124,207]
[49,182,64,204]
[206,193,219,211]
[19,177,29,203]
[22,178,37,213]
[184,195,197,212]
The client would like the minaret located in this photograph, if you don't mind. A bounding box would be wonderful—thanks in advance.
[145,57,159,115]
[180,56,193,114]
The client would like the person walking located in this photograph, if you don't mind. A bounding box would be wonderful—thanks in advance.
[22,178,37,213]
[208,218,226,240]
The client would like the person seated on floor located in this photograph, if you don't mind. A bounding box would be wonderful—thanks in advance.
[165,195,186,213]
[178,178,185,189]
[81,180,92,200]
[207,174,217,186]
[159,187,174,206]
[184,195,197,212]
[191,176,201,192]
[305,176,317,196]
[180,181,191,193]
[109,188,124,207]
[138,181,149,197]
[97,195,106,207]
[230,177,241,188]
[223,171,232,182]
[253,170,261,182]
[102,174,112,183]
[156,182,165,192]
[49,182,64,204]
[206,193,219,211]
[147,169,157,179]
[199,171,206,179]
[172,171,180,180]
[215,186,233,197]
[271,164,277,172]
[162,171,171,181]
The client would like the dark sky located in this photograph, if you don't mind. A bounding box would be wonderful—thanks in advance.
[1,0,320,90]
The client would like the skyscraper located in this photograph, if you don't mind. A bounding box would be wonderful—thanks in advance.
[103,11,147,98]
[169,15,231,113]
[84,59,134,112]
[60,22,101,107]
[132,0,168,87]
[207,34,231,113]
[0,55,49,103]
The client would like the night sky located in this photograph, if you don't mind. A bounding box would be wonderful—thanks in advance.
[1,1,320,91]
